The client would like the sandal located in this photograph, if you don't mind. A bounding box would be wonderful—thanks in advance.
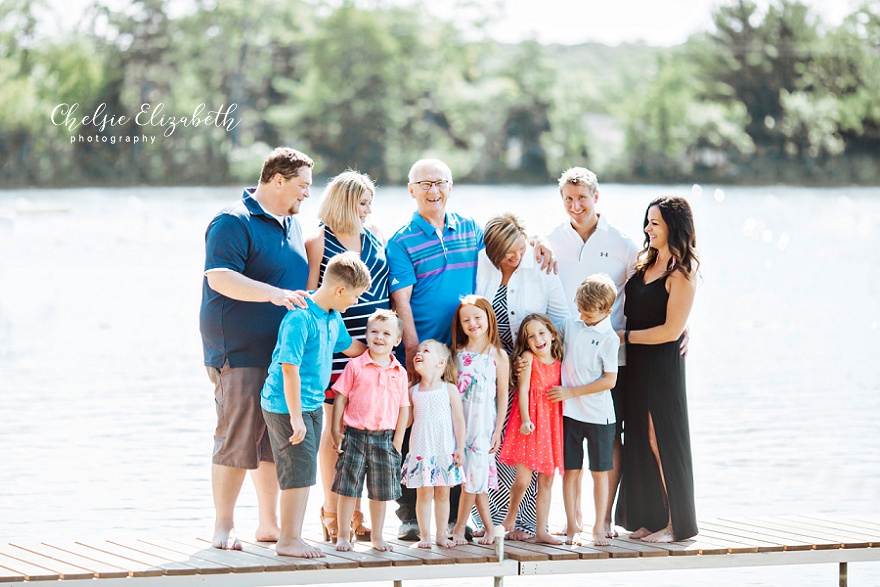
[351,510,372,541]
[320,506,338,542]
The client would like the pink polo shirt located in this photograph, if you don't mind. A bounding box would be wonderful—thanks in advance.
[332,351,410,430]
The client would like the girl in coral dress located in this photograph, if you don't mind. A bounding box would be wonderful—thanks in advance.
[498,313,564,544]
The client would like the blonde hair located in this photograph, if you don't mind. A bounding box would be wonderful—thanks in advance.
[450,295,502,353]
[367,308,404,339]
[483,213,528,269]
[558,166,598,196]
[317,170,375,235]
[575,274,616,313]
[416,339,458,385]
[323,252,372,291]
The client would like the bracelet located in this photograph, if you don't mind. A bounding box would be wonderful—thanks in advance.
[625,330,631,344]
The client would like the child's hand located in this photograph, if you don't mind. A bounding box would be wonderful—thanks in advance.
[453,448,464,467]
[520,421,535,435]
[393,440,403,454]
[489,431,502,454]
[547,386,574,402]
[332,430,344,454]
[513,355,529,377]
[289,415,307,445]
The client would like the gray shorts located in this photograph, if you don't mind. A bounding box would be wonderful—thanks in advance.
[207,364,274,469]
[263,409,322,489]
[332,428,402,502]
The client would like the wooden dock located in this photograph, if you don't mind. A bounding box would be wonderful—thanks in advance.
[1,516,878,586]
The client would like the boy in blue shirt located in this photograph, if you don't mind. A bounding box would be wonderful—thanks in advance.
[261,252,371,558]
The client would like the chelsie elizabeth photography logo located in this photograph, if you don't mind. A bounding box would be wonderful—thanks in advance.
[51,102,240,145]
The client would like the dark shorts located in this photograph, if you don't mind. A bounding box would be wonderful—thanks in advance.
[208,364,274,469]
[611,366,627,435]
[263,408,322,489]
[563,416,615,472]
[332,428,402,502]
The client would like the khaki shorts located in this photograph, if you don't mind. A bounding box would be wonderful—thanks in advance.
[207,364,274,469]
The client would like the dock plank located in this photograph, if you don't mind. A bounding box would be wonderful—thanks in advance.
[760,517,873,548]
[9,542,129,579]
[302,539,392,567]
[718,518,842,550]
[0,544,92,580]
[43,541,164,577]
[384,539,488,564]
[802,514,880,536]
[0,555,56,582]
[0,562,25,583]
[140,538,267,573]
[704,519,816,550]
[688,528,767,553]
[77,540,199,575]
[788,516,880,545]
[375,538,455,565]
[502,540,582,560]
[108,539,232,574]
[349,542,424,566]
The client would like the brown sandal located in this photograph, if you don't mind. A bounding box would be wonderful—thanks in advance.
[350,510,372,541]
[320,506,338,542]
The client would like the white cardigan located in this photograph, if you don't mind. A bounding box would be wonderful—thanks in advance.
[476,244,571,345]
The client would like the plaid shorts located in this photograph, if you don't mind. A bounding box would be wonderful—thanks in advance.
[332,428,402,501]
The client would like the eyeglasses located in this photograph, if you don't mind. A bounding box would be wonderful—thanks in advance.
[409,180,450,191]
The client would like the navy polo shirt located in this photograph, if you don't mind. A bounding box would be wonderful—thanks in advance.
[199,189,309,369]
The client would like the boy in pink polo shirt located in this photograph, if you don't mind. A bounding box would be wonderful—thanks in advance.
[330,309,410,552]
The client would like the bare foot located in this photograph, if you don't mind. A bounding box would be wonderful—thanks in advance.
[604,524,619,538]
[451,529,468,546]
[628,527,651,539]
[534,532,562,545]
[275,538,325,558]
[642,526,675,543]
[472,527,486,538]
[371,537,393,552]
[255,524,280,543]
[477,526,495,546]
[592,525,610,546]
[506,529,533,541]
[335,537,353,552]
[417,537,432,549]
[212,527,242,550]
[436,536,454,548]
[564,524,581,545]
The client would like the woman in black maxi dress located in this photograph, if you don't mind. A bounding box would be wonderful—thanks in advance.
[614,196,699,542]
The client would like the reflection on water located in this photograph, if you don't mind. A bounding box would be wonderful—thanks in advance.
[1,185,878,586]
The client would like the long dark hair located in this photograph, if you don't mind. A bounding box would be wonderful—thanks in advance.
[635,196,700,279]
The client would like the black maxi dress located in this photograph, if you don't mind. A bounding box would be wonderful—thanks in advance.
[614,270,698,540]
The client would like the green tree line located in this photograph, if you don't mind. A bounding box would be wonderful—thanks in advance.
[1,0,878,187]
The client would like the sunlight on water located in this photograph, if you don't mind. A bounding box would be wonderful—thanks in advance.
[1,184,879,586]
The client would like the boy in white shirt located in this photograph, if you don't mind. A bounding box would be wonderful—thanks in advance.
[547,274,619,546]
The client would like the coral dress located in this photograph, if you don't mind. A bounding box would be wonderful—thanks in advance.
[401,384,466,488]
[457,350,499,494]
[499,358,564,475]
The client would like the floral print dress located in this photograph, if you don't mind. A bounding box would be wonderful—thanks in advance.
[401,384,465,488]
[457,350,499,494]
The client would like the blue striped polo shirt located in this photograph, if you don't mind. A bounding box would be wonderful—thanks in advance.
[386,211,483,346]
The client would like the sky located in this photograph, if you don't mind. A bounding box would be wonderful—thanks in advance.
[43,0,861,46]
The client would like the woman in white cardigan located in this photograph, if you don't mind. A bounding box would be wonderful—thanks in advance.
[473,213,570,540]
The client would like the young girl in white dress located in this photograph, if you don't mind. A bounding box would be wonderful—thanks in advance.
[400,339,466,548]
[449,295,509,546]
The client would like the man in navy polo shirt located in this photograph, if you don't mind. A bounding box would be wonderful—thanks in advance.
[200,147,313,550]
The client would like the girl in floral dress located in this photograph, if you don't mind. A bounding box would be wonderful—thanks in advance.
[498,314,565,544]
[400,340,466,548]
[449,295,509,546]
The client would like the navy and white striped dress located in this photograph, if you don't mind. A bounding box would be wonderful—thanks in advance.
[320,225,390,389]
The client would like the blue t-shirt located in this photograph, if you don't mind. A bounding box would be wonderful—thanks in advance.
[260,298,354,414]
[199,189,308,369]
[386,211,483,346]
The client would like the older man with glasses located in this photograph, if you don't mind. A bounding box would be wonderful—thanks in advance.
[386,158,555,541]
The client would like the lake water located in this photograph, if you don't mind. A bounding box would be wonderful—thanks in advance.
[1,184,878,586]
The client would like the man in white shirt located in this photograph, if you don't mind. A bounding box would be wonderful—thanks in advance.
[545,167,638,538]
